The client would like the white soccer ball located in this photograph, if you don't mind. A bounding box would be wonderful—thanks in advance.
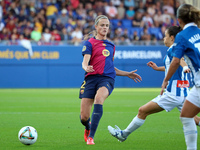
[18,126,38,145]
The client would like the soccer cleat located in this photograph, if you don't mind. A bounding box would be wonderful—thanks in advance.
[84,129,90,142]
[87,137,95,145]
[108,125,127,142]
[84,122,91,142]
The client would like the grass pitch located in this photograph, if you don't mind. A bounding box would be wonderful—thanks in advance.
[0,88,199,150]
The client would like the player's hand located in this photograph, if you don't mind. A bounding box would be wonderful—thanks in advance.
[184,68,190,73]
[147,61,158,70]
[161,79,168,95]
[84,65,95,72]
[183,66,190,73]
[127,69,142,83]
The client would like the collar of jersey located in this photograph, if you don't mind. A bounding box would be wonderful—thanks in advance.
[93,36,107,41]
[183,22,197,30]
[168,44,173,50]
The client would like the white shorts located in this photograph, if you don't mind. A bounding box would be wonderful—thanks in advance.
[186,86,200,108]
[152,92,185,112]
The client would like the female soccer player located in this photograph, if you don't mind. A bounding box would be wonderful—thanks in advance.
[108,26,200,142]
[161,4,200,150]
[79,15,142,145]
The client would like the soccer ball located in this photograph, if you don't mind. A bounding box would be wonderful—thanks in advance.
[18,126,38,145]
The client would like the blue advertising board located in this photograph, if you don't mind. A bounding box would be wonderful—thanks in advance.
[0,45,167,88]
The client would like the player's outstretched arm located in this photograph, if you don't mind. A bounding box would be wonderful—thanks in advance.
[147,61,165,71]
[114,67,142,83]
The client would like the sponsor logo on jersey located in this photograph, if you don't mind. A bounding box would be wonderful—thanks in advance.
[177,80,189,88]
[102,49,110,57]
[82,46,86,52]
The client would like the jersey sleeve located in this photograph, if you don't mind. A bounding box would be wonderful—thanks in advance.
[172,35,185,59]
[82,40,92,55]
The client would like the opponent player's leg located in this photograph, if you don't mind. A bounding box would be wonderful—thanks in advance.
[108,101,164,141]
[87,86,109,145]
[177,101,200,126]
[180,100,200,150]
[180,86,200,150]
[123,101,163,136]
[122,93,186,138]
[80,98,93,142]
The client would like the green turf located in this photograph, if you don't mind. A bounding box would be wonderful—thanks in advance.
[0,88,199,150]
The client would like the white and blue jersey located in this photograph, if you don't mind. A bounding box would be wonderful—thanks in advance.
[164,45,189,97]
[172,23,200,87]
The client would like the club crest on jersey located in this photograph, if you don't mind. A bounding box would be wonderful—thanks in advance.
[82,46,86,52]
[102,49,110,57]
[80,89,84,94]
[102,43,106,46]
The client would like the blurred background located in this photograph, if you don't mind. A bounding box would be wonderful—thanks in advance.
[0,0,198,88]
[1,0,199,46]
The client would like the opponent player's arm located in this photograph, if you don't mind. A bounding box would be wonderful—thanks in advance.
[161,57,180,95]
[114,67,142,82]
[147,61,165,71]
[82,54,94,72]
[180,57,190,73]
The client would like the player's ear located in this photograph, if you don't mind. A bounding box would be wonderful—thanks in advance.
[170,35,174,42]
[95,25,98,30]
[177,18,183,28]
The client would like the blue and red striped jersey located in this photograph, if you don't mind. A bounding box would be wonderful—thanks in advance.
[82,37,116,79]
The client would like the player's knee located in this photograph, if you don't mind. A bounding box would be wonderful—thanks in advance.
[138,106,148,116]
[80,114,89,122]
[180,110,187,117]
[94,96,104,104]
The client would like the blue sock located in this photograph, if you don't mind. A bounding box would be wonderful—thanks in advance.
[80,117,90,130]
[89,104,103,139]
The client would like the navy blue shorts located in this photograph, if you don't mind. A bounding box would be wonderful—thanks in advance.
[79,75,115,99]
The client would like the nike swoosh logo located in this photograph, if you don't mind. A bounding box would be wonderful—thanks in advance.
[93,113,100,115]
